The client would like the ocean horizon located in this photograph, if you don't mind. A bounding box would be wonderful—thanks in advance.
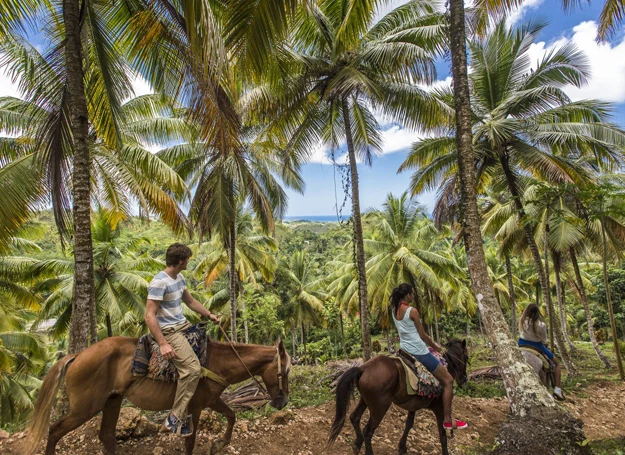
[282,215,343,223]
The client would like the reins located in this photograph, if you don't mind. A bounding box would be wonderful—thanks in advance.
[218,324,283,400]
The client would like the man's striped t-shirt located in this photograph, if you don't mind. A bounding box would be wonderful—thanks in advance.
[147,271,187,328]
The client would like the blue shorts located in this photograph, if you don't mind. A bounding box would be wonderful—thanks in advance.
[518,338,554,360]
[415,352,441,373]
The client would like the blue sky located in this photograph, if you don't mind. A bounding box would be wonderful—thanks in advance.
[1,0,625,217]
[285,0,625,216]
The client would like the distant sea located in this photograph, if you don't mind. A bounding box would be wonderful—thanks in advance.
[283,215,341,223]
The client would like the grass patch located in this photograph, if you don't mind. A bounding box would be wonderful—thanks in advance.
[455,377,507,399]
[589,438,625,455]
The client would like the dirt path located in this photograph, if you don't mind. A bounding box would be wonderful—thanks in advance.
[3,382,624,455]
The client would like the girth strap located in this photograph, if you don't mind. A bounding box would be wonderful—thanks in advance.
[201,367,230,388]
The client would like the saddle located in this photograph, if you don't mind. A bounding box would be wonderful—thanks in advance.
[519,345,555,372]
[131,323,209,382]
[394,349,447,398]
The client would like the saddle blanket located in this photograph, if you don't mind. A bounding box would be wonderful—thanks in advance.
[394,349,447,397]
[131,324,208,382]
[519,346,555,371]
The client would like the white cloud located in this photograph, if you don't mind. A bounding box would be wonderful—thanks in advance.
[0,64,22,99]
[506,0,544,27]
[527,21,625,103]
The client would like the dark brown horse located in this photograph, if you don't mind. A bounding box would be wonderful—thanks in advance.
[25,336,290,455]
[328,340,468,455]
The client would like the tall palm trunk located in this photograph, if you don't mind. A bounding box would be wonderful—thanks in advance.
[228,223,237,342]
[291,327,297,357]
[505,255,517,338]
[301,323,307,363]
[342,97,371,361]
[601,219,625,380]
[64,0,95,354]
[543,215,576,373]
[449,0,556,414]
[106,313,113,338]
[552,251,576,353]
[499,154,573,368]
[569,249,611,368]
[434,309,440,344]
[339,311,347,359]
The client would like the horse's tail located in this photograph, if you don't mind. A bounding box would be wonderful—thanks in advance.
[328,366,363,446]
[24,354,76,455]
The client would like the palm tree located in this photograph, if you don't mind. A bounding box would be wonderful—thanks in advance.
[194,207,279,341]
[265,0,446,359]
[444,0,562,417]
[15,212,164,340]
[577,180,625,380]
[364,193,461,322]
[277,251,325,361]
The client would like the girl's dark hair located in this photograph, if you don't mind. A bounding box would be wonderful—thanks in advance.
[391,283,414,316]
[519,303,543,334]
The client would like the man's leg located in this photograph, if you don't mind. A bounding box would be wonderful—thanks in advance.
[163,325,202,420]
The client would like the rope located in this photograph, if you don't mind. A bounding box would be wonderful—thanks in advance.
[218,324,270,399]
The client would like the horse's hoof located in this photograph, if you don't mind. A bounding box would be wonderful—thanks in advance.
[352,442,361,455]
[398,448,407,455]
[210,440,227,455]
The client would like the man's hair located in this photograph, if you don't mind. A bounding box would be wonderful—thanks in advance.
[165,243,192,266]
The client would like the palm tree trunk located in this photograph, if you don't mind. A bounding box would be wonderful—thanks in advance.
[301,323,307,363]
[385,327,391,353]
[449,0,557,415]
[506,255,517,339]
[434,309,440,344]
[291,327,297,357]
[64,0,95,354]
[342,97,372,361]
[570,248,611,368]
[601,219,625,380]
[105,313,112,338]
[499,154,576,372]
[228,224,237,342]
[339,311,347,359]
[542,214,577,373]
[243,303,249,344]
[552,251,576,353]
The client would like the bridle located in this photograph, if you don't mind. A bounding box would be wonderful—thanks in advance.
[218,324,287,399]
[443,345,469,384]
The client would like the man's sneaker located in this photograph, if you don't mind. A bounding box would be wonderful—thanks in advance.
[163,414,193,437]
[443,419,468,430]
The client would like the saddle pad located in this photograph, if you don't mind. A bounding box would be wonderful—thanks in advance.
[394,351,444,398]
[131,324,208,382]
[519,347,553,371]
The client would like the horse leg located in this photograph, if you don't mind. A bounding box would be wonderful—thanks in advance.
[45,403,103,455]
[397,411,415,455]
[432,401,449,455]
[350,398,368,455]
[99,395,123,455]
[362,398,392,455]
[207,398,235,455]
[184,404,203,455]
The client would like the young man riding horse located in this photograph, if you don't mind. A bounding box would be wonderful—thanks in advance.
[145,243,221,436]
[391,283,467,431]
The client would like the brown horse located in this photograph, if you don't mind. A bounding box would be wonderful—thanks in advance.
[328,340,468,455]
[25,336,290,455]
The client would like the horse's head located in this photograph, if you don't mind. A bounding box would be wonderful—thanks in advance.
[260,339,290,410]
[444,339,469,386]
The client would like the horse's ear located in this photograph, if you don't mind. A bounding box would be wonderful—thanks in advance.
[276,338,285,355]
[461,339,467,348]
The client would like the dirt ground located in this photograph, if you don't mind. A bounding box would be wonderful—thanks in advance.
[2,381,624,455]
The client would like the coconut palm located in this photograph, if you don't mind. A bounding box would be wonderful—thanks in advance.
[194,206,279,341]
[264,0,446,359]
[23,212,164,340]
[364,193,461,322]
[276,250,326,360]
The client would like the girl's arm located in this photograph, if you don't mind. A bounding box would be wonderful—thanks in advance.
[409,307,442,351]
